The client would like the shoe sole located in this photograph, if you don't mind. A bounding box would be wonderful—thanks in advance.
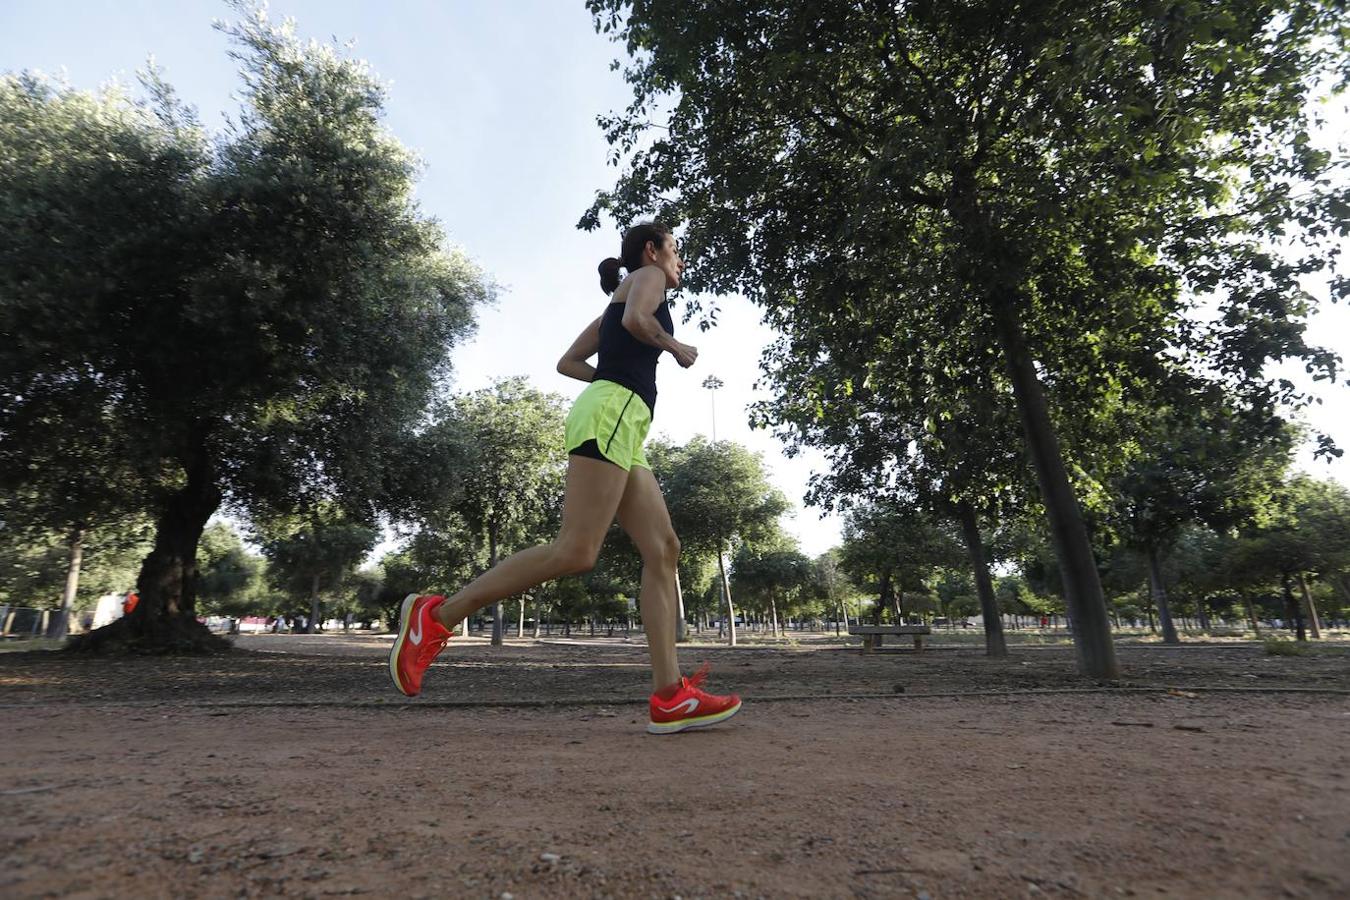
[647,700,743,735]
[387,593,420,697]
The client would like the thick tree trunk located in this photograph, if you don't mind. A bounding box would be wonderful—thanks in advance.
[718,547,737,647]
[957,501,1007,658]
[308,573,320,634]
[990,293,1119,679]
[68,441,225,654]
[1296,574,1322,639]
[48,525,85,641]
[489,529,503,647]
[1281,572,1306,641]
[1146,545,1179,645]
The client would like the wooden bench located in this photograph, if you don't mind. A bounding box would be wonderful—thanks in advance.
[848,625,932,653]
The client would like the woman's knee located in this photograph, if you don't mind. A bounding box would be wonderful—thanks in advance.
[552,539,600,576]
[649,530,680,570]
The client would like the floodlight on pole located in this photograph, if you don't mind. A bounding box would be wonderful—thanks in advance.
[701,375,723,443]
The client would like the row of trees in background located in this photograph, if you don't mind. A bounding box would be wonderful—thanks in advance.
[5,3,1350,666]
[584,0,1350,676]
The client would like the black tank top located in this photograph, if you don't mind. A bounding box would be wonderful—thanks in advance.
[592,300,674,415]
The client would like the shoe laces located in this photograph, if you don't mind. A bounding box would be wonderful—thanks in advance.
[683,661,714,697]
[415,607,450,667]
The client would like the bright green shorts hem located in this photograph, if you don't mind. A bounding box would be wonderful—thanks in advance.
[564,379,652,471]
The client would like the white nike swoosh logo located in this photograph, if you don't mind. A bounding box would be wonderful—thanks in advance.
[409,605,423,645]
[657,697,699,715]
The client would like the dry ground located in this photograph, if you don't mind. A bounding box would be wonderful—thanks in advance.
[2,632,1347,899]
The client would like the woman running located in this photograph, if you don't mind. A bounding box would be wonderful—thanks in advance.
[389,222,742,735]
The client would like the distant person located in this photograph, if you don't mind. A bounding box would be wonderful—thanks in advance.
[389,222,741,735]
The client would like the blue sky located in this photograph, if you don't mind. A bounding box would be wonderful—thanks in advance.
[2,1,1346,559]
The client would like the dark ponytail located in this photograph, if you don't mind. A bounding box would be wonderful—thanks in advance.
[598,257,624,295]
[597,221,673,295]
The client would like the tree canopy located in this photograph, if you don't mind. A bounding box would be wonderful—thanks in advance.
[0,5,488,651]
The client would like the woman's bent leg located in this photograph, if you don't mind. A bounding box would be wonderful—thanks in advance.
[435,456,629,628]
[615,465,682,691]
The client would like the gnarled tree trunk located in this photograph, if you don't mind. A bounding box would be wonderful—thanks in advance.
[68,443,226,654]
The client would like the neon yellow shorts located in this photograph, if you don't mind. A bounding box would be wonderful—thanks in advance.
[564,379,652,471]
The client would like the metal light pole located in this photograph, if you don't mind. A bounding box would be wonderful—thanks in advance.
[701,375,736,646]
[701,375,723,443]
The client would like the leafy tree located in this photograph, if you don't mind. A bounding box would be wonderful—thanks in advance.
[196,521,267,618]
[1111,393,1293,641]
[259,511,377,633]
[1230,476,1350,639]
[731,538,814,637]
[838,499,962,625]
[584,0,1349,679]
[812,548,857,635]
[391,378,568,645]
[0,5,485,652]
[0,500,153,622]
[649,437,789,645]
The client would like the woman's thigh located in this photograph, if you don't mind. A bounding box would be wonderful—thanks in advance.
[615,465,677,561]
[557,454,631,557]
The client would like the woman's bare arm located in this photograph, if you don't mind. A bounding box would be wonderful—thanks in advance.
[621,268,698,368]
[557,316,602,382]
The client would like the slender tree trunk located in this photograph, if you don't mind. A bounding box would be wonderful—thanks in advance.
[532,600,542,638]
[769,591,780,638]
[1296,574,1322,639]
[307,573,320,634]
[1281,572,1306,641]
[517,595,525,638]
[990,291,1119,679]
[489,529,503,647]
[675,570,688,642]
[957,501,1007,658]
[718,546,737,647]
[1146,545,1179,644]
[1242,593,1263,636]
[1196,597,1211,633]
[48,525,85,641]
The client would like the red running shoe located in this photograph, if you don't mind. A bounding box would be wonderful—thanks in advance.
[388,594,451,697]
[647,663,742,734]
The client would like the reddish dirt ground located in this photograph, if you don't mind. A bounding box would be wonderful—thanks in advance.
[2,633,1347,899]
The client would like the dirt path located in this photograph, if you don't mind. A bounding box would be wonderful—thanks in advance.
[3,636,1348,898]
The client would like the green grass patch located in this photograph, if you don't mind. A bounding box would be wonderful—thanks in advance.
[1264,637,1314,657]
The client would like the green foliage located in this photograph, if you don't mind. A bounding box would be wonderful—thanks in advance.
[648,437,789,555]
[586,0,1350,672]
[196,521,271,617]
[0,4,487,648]
[393,378,568,566]
[1263,636,1313,656]
[258,510,377,616]
[0,506,153,608]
